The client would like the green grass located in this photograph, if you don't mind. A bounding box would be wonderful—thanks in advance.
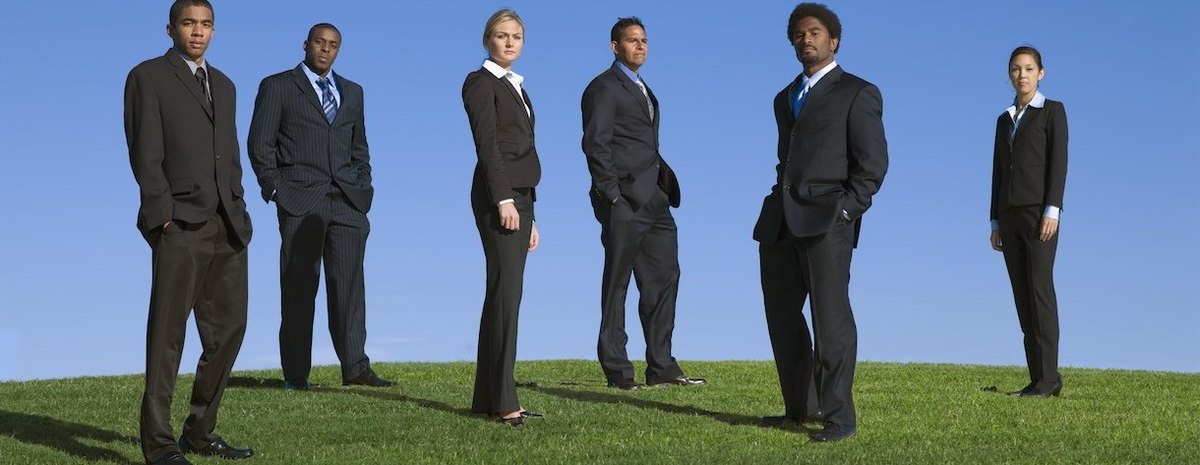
[1,361,1197,464]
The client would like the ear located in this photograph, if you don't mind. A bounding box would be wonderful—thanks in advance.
[831,37,840,53]
[166,23,174,39]
[1037,68,1046,81]
[610,41,618,55]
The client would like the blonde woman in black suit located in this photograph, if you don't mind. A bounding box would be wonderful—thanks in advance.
[462,9,542,427]
[990,45,1068,398]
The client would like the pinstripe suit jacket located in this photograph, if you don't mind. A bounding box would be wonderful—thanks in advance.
[248,64,373,216]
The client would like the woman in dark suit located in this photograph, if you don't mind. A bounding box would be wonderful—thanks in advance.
[462,9,542,426]
[990,45,1068,397]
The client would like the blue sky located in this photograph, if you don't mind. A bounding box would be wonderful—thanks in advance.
[1,1,1197,381]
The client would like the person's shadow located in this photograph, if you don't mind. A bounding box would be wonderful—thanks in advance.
[226,376,479,421]
[521,382,814,434]
[0,410,140,464]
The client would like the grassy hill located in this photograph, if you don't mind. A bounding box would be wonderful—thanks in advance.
[1,360,1197,464]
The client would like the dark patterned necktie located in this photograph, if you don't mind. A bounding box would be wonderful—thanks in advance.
[317,78,338,124]
[194,67,210,103]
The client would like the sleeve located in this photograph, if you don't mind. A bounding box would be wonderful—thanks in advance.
[990,114,1007,223]
[1043,101,1068,211]
[124,66,172,230]
[351,85,372,188]
[247,77,284,202]
[463,74,512,205]
[581,80,621,202]
[842,84,889,220]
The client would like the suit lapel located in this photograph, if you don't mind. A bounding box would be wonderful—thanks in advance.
[1010,106,1040,148]
[290,65,326,117]
[613,67,653,122]
[493,73,532,129]
[521,88,535,132]
[794,66,842,127]
[166,51,213,121]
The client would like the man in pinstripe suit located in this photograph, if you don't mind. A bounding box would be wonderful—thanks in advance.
[248,23,393,389]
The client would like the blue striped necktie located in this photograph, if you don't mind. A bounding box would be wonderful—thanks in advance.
[317,77,338,124]
[792,82,809,119]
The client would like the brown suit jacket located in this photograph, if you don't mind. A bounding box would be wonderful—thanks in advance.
[124,49,251,247]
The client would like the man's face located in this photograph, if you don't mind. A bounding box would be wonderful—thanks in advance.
[304,27,341,76]
[611,25,648,72]
[167,5,214,63]
[791,16,838,69]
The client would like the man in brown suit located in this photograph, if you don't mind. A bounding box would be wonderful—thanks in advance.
[124,1,255,463]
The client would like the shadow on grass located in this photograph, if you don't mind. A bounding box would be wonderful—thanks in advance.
[521,382,813,435]
[226,376,481,422]
[0,410,140,464]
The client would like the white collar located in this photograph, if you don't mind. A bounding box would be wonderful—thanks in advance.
[1006,91,1046,119]
[482,59,523,86]
[802,60,838,90]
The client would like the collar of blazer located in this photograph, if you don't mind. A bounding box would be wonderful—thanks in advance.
[165,49,214,121]
[788,65,843,126]
[290,64,349,124]
[609,63,657,124]
[484,67,535,129]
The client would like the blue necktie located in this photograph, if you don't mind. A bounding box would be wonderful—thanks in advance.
[792,82,809,119]
[317,78,338,124]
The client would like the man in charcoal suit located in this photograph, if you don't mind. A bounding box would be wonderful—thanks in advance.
[581,16,704,391]
[754,3,888,443]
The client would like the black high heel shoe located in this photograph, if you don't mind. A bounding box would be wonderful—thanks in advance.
[496,415,525,427]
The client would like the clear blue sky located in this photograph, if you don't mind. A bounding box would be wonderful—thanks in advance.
[1,1,1197,381]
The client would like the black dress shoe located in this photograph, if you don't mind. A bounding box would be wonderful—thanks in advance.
[762,411,823,426]
[153,452,192,465]
[179,438,255,460]
[1020,380,1063,398]
[809,423,856,443]
[496,415,525,427]
[343,370,396,387]
[284,379,311,391]
[606,378,644,390]
[1005,383,1034,396]
[652,376,707,387]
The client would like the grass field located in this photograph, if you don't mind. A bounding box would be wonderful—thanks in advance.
[1,360,1197,464]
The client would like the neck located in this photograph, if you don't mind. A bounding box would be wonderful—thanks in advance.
[1016,90,1037,108]
[619,60,640,74]
[175,47,203,66]
[804,59,831,78]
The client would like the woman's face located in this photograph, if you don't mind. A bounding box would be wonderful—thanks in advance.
[1009,53,1045,96]
[486,19,523,68]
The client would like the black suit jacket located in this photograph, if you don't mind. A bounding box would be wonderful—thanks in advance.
[124,49,252,246]
[990,100,1068,220]
[754,66,888,245]
[462,67,542,204]
[248,64,373,216]
[581,63,680,211]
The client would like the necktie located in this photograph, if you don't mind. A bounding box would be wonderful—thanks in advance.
[194,67,211,104]
[317,78,338,124]
[1010,107,1023,141]
[636,79,654,121]
[792,83,809,119]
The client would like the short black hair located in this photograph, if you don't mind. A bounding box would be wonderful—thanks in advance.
[169,0,214,25]
[1009,45,1043,69]
[787,3,841,48]
[307,22,342,42]
[610,17,645,43]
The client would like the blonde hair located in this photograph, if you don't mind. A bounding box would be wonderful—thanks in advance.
[482,8,524,47]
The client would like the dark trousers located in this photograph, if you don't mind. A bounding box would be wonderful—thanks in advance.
[140,215,247,463]
[278,190,371,383]
[470,189,533,414]
[999,205,1061,390]
[760,218,857,428]
[591,188,683,384]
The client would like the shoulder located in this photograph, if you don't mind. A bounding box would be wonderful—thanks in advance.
[207,64,234,86]
[128,55,170,79]
[259,69,293,87]
[584,68,620,94]
[1044,99,1067,113]
[335,73,362,91]
[838,71,877,93]
[463,69,495,94]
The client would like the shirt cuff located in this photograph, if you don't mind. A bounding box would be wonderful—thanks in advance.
[1043,205,1061,220]
[990,219,1000,231]
[497,198,515,206]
